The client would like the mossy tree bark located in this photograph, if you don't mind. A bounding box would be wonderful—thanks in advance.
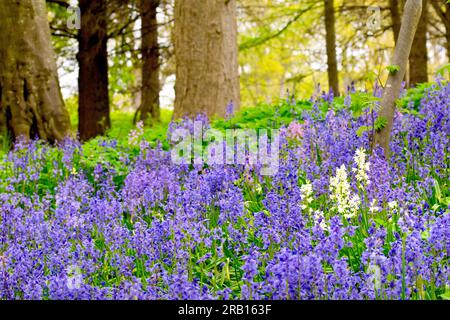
[0,0,71,143]
[78,0,110,141]
[374,0,422,157]
[173,0,240,119]
[138,0,160,124]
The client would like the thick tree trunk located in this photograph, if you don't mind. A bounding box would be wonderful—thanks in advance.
[139,0,160,124]
[374,0,422,157]
[173,0,240,119]
[390,0,402,43]
[78,0,110,141]
[324,0,340,96]
[0,0,70,143]
[410,0,428,85]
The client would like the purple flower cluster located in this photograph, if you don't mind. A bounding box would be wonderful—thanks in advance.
[0,83,449,300]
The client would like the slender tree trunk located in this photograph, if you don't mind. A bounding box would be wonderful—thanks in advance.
[78,0,110,141]
[138,0,160,124]
[390,0,402,43]
[410,0,428,85]
[373,0,422,157]
[0,0,70,143]
[173,0,240,119]
[324,0,340,96]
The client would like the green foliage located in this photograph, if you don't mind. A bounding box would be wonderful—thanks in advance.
[66,95,79,130]
[332,92,381,116]
[386,65,400,74]
[374,116,387,131]
[432,179,450,210]
[397,82,437,111]
[356,125,372,138]
[355,116,386,138]
[436,64,450,77]
[213,99,312,131]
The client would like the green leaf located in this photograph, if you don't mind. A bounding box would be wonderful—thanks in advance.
[374,117,387,130]
[420,230,430,240]
[386,65,400,74]
[432,204,440,211]
[441,291,450,300]
[356,125,372,137]
[434,179,442,201]
[444,197,450,206]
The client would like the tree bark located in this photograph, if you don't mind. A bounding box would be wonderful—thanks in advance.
[373,0,422,157]
[138,0,160,124]
[447,11,450,63]
[410,0,428,85]
[431,0,450,62]
[0,0,70,143]
[446,9,450,62]
[173,0,240,119]
[324,0,340,96]
[78,0,110,141]
[390,0,402,43]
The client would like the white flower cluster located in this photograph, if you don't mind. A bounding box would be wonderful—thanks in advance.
[300,180,313,210]
[388,200,398,211]
[330,164,361,219]
[352,148,370,187]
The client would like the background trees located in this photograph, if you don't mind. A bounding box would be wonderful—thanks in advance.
[78,0,110,141]
[138,0,161,124]
[0,0,71,143]
[173,0,240,119]
[1,0,449,145]
[410,0,429,84]
[324,0,340,95]
[431,0,450,61]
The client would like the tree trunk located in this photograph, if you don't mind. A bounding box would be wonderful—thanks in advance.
[410,0,428,85]
[446,5,450,62]
[390,0,402,43]
[0,0,70,143]
[78,0,110,141]
[431,0,450,62]
[447,24,450,63]
[373,0,422,157]
[447,19,450,63]
[324,0,340,96]
[173,0,240,119]
[139,0,160,124]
